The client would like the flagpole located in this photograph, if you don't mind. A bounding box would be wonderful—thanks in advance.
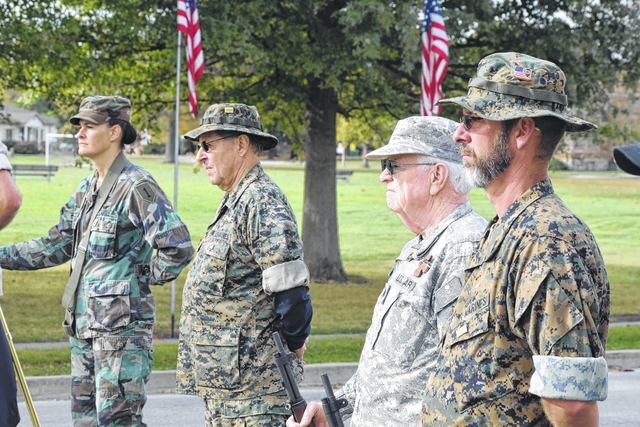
[171,31,182,339]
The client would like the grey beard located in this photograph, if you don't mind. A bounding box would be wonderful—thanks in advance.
[463,128,513,188]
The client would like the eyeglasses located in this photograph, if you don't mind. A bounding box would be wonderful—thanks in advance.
[459,115,484,131]
[381,159,436,175]
[197,135,235,152]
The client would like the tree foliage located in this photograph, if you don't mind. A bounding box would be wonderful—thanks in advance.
[2,0,640,282]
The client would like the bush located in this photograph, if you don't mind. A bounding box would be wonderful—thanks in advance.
[13,141,41,154]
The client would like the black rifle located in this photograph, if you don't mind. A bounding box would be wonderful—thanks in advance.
[320,373,348,427]
[273,332,315,426]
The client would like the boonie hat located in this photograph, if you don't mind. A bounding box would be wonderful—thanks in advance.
[183,103,278,150]
[366,116,461,164]
[438,52,596,132]
[613,143,640,176]
[69,96,132,125]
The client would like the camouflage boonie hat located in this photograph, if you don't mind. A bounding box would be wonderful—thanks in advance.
[183,103,278,150]
[366,116,461,164]
[438,52,596,132]
[613,143,640,176]
[69,96,132,125]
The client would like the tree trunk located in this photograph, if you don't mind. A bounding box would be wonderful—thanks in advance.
[302,83,348,283]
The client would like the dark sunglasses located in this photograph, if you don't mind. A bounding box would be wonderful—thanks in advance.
[381,159,436,176]
[460,115,484,131]
[197,135,235,152]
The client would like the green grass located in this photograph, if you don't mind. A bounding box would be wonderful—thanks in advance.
[1,155,639,374]
[15,335,368,376]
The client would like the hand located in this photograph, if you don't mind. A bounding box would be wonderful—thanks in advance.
[294,337,309,362]
[286,402,329,427]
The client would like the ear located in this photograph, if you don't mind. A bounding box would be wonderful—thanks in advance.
[513,117,537,150]
[109,124,122,143]
[236,134,250,157]
[429,163,449,196]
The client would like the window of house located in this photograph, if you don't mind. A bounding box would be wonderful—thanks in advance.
[5,130,12,141]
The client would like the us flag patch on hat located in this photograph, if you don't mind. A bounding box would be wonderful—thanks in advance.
[513,65,533,80]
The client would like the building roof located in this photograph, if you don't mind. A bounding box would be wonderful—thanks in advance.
[1,103,58,127]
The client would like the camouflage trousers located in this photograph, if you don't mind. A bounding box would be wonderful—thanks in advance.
[70,331,153,427]
[203,391,290,427]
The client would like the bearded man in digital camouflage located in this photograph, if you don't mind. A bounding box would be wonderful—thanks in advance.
[0,96,195,427]
[420,52,609,427]
[177,103,313,426]
[287,116,487,427]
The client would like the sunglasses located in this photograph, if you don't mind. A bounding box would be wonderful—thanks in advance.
[459,115,484,131]
[197,135,235,152]
[381,159,436,175]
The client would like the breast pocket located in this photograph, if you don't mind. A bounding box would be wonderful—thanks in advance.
[88,211,117,259]
[192,325,241,389]
[446,299,514,413]
[193,234,230,296]
[87,280,131,332]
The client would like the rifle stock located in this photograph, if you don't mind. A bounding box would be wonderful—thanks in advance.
[273,332,315,426]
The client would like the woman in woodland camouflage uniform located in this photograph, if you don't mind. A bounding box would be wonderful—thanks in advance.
[0,96,194,427]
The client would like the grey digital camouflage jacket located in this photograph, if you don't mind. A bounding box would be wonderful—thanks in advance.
[340,203,487,427]
[0,161,194,338]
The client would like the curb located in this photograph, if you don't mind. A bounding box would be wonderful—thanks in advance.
[17,362,360,402]
[18,350,640,402]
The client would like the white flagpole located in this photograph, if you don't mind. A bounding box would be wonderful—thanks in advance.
[171,30,182,338]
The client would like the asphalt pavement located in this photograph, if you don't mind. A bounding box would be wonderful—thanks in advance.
[14,367,640,427]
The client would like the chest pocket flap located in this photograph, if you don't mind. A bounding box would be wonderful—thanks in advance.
[88,211,118,259]
[448,293,490,347]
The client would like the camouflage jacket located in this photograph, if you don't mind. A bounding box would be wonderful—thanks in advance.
[176,164,311,409]
[340,203,487,427]
[422,179,610,426]
[0,161,194,338]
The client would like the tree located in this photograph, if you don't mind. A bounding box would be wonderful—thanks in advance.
[2,0,640,283]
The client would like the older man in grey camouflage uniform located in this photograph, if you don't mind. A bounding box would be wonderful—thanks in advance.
[0,96,195,427]
[0,139,22,427]
[288,116,488,427]
[421,52,609,427]
[177,103,313,426]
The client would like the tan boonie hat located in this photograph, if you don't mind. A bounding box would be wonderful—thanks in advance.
[366,116,461,164]
[183,103,278,150]
[69,96,132,125]
[438,52,596,132]
[613,143,640,176]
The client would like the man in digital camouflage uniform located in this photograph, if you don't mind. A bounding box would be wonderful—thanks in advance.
[421,52,610,427]
[176,103,313,426]
[0,139,22,427]
[613,142,640,176]
[287,116,488,427]
[0,96,195,427]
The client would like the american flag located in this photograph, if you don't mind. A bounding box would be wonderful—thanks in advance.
[420,0,449,116]
[177,0,204,118]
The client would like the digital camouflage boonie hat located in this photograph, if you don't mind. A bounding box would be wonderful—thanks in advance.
[613,143,640,176]
[69,96,132,125]
[183,103,278,150]
[366,116,461,163]
[438,52,596,132]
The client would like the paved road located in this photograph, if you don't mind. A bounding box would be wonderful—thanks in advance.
[16,369,640,427]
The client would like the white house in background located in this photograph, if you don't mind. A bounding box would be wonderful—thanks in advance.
[0,103,58,150]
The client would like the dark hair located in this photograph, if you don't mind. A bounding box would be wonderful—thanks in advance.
[106,111,137,148]
[502,117,566,162]
[533,116,567,161]
[215,130,264,155]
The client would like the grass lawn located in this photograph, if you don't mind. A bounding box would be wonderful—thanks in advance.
[2,154,640,374]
